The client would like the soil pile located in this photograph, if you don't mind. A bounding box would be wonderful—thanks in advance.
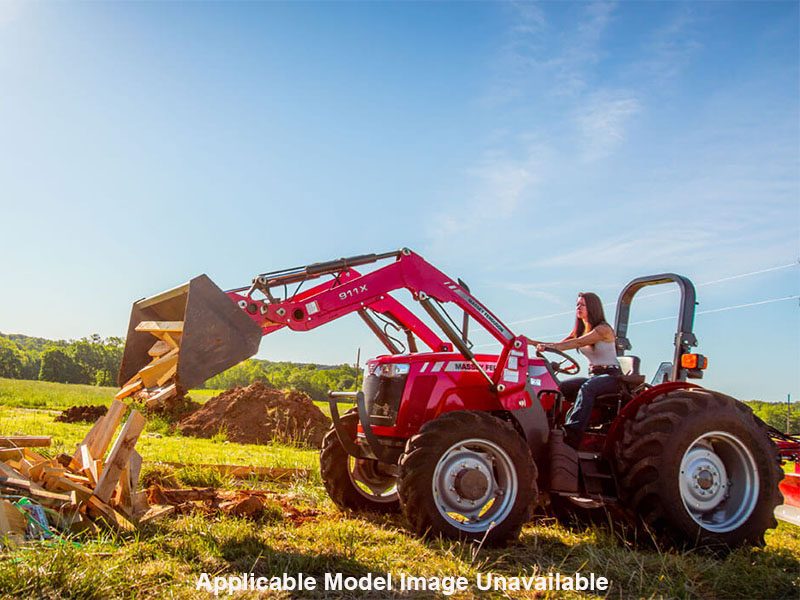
[177,382,331,447]
[55,405,107,423]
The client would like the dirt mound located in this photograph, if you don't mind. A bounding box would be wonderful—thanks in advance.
[55,405,107,423]
[176,382,331,447]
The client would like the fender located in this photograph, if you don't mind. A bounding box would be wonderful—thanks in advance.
[603,381,701,455]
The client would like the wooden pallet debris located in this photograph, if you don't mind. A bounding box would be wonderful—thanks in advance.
[120,318,185,411]
[145,485,320,525]
[0,436,51,448]
[0,408,152,541]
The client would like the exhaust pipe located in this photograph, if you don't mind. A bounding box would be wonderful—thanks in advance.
[118,274,263,390]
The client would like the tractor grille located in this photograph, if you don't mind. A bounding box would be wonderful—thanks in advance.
[363,372,407,426]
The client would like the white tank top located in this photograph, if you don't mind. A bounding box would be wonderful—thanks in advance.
[578,339,619,368]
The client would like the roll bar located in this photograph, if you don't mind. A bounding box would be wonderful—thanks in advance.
[614,273,699,382]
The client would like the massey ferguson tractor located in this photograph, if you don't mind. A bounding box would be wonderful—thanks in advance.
[119,248,800,548]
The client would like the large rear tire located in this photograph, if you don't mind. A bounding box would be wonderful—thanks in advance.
[398,411,537,545]
[615,389,782,549]
[320,410,400,512]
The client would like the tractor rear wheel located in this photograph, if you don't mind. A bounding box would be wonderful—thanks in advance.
[320,410,400,512]
[615,389,782,549]
[397,411,537,545]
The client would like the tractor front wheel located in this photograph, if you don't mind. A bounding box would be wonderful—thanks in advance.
[320,410,400,512]
[398,411,537,545]
[615,389,782,549]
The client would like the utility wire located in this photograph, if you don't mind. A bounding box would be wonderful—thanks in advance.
[474,293,800,348]
[506,261,799,326]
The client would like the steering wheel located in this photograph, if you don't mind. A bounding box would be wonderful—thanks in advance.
[535,347,581,377]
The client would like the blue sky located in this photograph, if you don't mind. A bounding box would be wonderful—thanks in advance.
[0,1,797,402]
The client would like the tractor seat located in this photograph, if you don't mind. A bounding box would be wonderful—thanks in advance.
[593,355,644,413]
[617,355,645,388]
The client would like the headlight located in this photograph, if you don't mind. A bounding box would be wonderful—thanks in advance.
[371,363,410,377]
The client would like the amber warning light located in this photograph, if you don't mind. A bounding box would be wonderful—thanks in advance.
[681,353,708,369]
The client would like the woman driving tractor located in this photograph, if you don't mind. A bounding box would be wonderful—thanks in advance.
[532,292,621,448]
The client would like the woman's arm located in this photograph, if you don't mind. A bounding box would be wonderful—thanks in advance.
[537,324,614,352]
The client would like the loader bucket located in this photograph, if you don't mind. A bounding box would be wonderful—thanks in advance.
[118,274,263,390]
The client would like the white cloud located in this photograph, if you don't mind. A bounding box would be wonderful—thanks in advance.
[574,91,641,161]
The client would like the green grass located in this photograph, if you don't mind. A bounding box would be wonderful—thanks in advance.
[0,377,222,410]
[0,406,316,470]
[0,379,798,599]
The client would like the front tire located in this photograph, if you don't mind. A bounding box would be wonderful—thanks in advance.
[320,410,400,512]
[615,389,782,549]
[398,411,537,545]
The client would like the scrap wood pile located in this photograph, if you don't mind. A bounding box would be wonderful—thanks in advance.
[116,320,185,413]
[146,485,319,525]
[0,400,153,543]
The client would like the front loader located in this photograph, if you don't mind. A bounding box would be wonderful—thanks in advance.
[119,248,799,548]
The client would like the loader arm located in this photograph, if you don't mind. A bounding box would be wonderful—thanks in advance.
[228,249,521,385]
[120,248,536,413]
[225,266,450,354]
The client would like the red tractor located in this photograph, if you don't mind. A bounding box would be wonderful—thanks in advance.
[119,249,798,548]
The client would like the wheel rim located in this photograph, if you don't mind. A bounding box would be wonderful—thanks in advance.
[348,457,398,503]
[678,431,759,533]
[432,438,518,533]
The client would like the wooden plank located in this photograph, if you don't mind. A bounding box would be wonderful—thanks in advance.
[138,350,179,387]
[63,472,92,485]
[115,463,133,515]
[48,476,93,502]
[147,340,172,357]
[0,500,27,541]
[0,436,50,448]
[0,475,72,503]
[134,321,184,334]
[115,380,142,401]
[80,445,98,486]
[144,384,176,409]
[16,459,34,478]
[138,504,174,525]
[0,448,23,462]
[122,373,143,388]
[89,399,127,460]
[86,496,135,531]
[93,410,146,503]
[129,451,143,491]
[162,332,181,349]
[22,448,48,463]
[155,363,178,387]
[131,491,150,518]
[72,415,107,467]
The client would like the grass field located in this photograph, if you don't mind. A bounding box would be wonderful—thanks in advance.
[0,379,798,599]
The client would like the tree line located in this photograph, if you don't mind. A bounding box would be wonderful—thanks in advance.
[0,332,359,402]
[0,333,124,386]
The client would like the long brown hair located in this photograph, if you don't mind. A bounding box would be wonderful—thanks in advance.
[570,292,610,338]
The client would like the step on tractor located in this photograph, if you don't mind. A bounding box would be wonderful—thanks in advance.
[120,249,800,548]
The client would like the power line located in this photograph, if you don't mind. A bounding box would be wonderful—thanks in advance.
[506,261,798,326]
[474,293,800,347]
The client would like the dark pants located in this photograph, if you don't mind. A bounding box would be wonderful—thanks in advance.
[559,374,621,442]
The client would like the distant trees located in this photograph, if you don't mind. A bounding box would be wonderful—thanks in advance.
[746,400,800,435]
[0,337,24,378]
[203,359,359,401]
[38,348,85,384]
[1,332,124,386]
